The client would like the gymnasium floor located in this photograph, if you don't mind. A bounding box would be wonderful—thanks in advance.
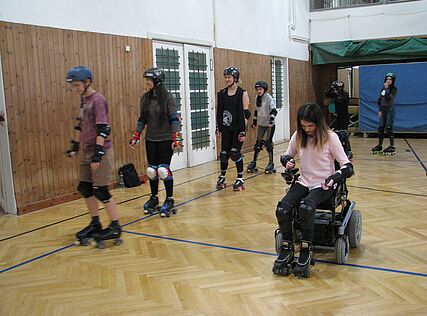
[1,136,426,315]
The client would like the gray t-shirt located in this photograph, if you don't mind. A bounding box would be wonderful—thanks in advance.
[137,92,180,142]
[254,93,276,127]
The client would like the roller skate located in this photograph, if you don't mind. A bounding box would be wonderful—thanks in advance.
[264,162,276,174]
[293,241,314,278]
[216,175,226,190]
[160,197,177,218]
[371,144,382,154]
[383,146,395,156]
[233,178,246,191]
[143,195,159,214]
[247,160,258,173]
[75,220,102,246]
[272,240,295,276]
[92,222,123,249]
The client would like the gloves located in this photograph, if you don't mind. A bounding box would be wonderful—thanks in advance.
[66,140,79,157]
[324,171,342,187]
[91,144,105,162]
[130,131,140,146]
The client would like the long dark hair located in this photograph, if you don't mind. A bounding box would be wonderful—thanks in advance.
[140,83,169,118]
[296,102,330,151]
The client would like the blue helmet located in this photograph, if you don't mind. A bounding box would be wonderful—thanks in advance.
[224,66,239,82]
[66,66,92,83]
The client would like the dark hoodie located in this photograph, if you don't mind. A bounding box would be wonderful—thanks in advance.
[378,75,397,110]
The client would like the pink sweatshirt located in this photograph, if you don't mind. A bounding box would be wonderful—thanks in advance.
[284,131,350,190]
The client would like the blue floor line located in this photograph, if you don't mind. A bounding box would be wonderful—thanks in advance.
[123,230,427,278]
[0,244,75,274]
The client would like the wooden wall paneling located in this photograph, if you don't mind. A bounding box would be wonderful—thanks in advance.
[0,22,152,212]
[11,23,32,206]
[42,26,59,202]
[53,27,68,196]
[1,23,22,205]
[30,25,49,201]
[23,24,42,199]
[288,59,317,134]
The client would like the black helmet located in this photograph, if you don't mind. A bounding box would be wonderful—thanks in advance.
[66,65,92,83]
[224,66,239,82]
[255,80,268,91]
[385,72,396,83]
[332,80,344,89]
[144,68,165,86]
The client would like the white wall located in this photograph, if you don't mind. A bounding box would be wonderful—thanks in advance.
[310,0,427,43]
[0,0,310,61]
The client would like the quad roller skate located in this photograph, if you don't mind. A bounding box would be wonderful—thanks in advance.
[160,197,177,218]
[216,175,226,190]
[144,195,159,214]
[293,241,315,278]
[383,146,395,156]
[272,240,295,276]
[371,144,383,154]
[75,220,102,246]
[92,222,123,249]
[247,160,258,173]
[264,162,276,174]
[233,178,246,191]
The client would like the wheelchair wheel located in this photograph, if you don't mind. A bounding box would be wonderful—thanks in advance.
[274,229,283,254]
[335,236,349,264]
[348,209,362,248]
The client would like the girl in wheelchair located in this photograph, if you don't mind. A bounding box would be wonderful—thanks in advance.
[273,102,354,278]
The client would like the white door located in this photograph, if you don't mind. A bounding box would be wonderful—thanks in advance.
[183,45,216,166]
[153,41,216,170]
[0,54,17,214]
[271,57,290,142]
[153,41,188,170]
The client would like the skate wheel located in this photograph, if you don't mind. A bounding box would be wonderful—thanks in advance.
[95,240,106,249]
[115,238,123,246]
[76,238,90,246]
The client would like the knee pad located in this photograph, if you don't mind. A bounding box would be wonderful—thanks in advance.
[275,201,292,223]
[93,186,111,203]
[146,165,158,180]
[158,164,172,180]
[298,199,316,221]
[220,151,229,163]
[229,148,242,162]
[254,140,263,152]
[77,181,93,198]
[386,126,393,135]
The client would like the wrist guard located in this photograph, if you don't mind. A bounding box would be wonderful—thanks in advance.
[92,144,105,162]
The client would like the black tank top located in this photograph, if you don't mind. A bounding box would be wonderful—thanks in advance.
[217,86,245,132]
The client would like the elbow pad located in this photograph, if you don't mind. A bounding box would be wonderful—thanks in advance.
[96,124,111,138]
[340,162,354,179]
[244,109,251,120]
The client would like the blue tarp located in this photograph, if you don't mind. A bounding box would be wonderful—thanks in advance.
[359,62,427,132]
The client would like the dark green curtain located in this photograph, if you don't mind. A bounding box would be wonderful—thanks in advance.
[311,37,427,65]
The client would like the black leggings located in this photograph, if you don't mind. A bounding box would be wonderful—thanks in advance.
[277,183,334,242]
[220,130,244,176]
[145,140,174,198]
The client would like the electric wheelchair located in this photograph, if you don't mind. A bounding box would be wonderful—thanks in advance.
[274,130,362,265]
